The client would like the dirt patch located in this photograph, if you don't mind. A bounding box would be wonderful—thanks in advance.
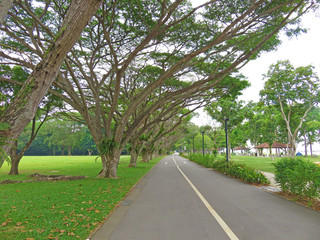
[0,173,86,184]
[276,191,320,212]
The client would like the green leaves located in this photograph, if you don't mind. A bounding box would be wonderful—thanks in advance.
[274,158,320,197]
[0,136,11,168]
[98,137,119,155]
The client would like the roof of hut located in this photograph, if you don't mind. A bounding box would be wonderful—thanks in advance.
[233,146,250,150]
[254,141,291,149]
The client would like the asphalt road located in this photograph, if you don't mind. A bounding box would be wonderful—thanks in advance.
[90,155,320,240]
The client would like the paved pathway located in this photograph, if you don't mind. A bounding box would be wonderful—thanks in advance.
[90,155,320,240]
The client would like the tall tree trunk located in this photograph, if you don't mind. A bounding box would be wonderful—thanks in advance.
[68,146,72,156]
[0,0,14,25]
[304,134,308,157]
[8,141,21,175]
[9,157,21,175]
[142,152,150,163]
[289,137,296,157]
[97,150,121,179]
[308,134,313,156]
[61,146,64,156]
[129,148,138,168]
[0,0,102,166]
[269,146,274,161]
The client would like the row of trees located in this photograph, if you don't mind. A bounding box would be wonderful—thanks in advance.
[179,60,320,158]
[1,1,318,178]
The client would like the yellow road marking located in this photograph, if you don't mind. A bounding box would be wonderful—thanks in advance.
[173,157,239,240]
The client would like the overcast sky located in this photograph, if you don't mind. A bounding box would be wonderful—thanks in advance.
[192,7,320,126]
[239,10,320,102]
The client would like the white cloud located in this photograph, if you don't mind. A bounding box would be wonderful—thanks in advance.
[239,11,320,102]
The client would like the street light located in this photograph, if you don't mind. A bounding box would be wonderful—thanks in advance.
[224,118,229,163]
[200,130,205,156]
[192,136,195,154]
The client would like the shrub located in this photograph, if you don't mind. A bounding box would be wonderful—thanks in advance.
[273,158,320,198]
[188,154,269,185]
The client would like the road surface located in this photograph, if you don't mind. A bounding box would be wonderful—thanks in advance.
[90,155,320,240]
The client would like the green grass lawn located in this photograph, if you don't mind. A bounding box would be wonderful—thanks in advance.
[0,155,163,240]
[230,155,320,174]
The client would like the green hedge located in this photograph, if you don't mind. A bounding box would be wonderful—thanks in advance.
[188,154,217,168]
[188,154,269,185]
[273,158,320,198]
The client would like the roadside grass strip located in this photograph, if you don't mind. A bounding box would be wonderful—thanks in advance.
[0,156,162,240]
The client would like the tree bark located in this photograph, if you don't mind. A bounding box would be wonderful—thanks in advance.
[269,146,274,161]
[0,0,14,26]
[129,149,138,168]
[0,0,102,166]
[308,134,313,156]
[142,152,151,163]
[9,141,21,175]
[97,150,121,179]
[68,147,72,156]
[88,149,93,156]
[304,134,308,157]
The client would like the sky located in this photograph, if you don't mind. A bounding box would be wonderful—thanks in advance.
[239,10,320,102]
[191,7,320,126]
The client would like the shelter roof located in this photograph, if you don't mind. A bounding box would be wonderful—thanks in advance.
[254,141,291,149]
[233,146,250,150]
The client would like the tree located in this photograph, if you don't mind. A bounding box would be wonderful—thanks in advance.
[0,0,102,166]
[299,107,320,156]
[205,98,248,158]
[1,65,63,174]
[260,60,320,157]
[1,1,317,177]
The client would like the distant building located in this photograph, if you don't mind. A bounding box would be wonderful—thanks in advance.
[233,146,250,155]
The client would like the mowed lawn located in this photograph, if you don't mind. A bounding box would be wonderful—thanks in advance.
[230,155,320,173]
[0,155,163,240]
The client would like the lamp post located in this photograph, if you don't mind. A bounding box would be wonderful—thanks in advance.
[192,136,195,154]
[224,118,229,163]
[200,130,205,156]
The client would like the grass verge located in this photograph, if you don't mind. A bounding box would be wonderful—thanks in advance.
[0,156,163,239]
[230,155,320,174]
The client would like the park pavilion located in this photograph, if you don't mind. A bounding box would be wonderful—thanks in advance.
[254,141,291,157]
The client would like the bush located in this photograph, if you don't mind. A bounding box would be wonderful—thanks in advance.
[273,158,320,198]
[188,154,269,185]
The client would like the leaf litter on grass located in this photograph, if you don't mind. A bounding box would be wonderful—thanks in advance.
[0,156,163,239]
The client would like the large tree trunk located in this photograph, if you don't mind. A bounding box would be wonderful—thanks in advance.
[9,141,22,175]
[0,0,102,166]
[269,146,274,161]
[97,150,121,179]
[9,158,20,175]
[68,146,72,156]
[142,151,151,163]
[304,134,308,157]
[308,134,313,156]
[61,146,65,156]
[288,137,296,157]
[129,148,138,168]
[0,0,14,25]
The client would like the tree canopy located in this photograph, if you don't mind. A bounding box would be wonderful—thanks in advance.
[1,0,318,177]
[260,60,320,156]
